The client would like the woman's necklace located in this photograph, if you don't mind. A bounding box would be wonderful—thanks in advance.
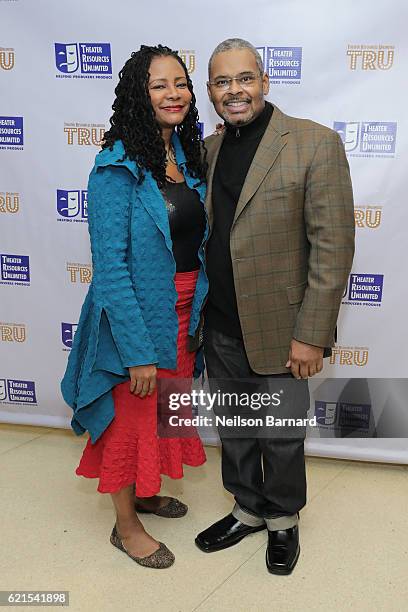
[165,144,177,166]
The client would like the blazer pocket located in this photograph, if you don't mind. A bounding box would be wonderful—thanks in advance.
[263,179,300,195]
[286,281,307,305]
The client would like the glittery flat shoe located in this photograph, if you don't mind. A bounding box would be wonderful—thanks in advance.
[134,497,188,518]
[110,525,175,569]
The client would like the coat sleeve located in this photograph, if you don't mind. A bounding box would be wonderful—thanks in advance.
[87,164,158,369]
[293,130,355,347]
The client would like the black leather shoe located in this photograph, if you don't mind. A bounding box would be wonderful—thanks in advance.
[266,525,300,575]
[195,513,266,553]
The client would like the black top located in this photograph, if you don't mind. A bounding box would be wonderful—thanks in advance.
[205,102,274,338]
[162,180,206,272]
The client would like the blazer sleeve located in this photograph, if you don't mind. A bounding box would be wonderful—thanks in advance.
[87,164,158,368]
[293,130,355,347]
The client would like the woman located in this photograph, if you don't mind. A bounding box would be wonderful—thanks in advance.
[61,45,209,569]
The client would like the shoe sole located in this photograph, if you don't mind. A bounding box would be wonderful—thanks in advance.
[135,507,188,518]
[266,546,300,575]
[195,524,267,553]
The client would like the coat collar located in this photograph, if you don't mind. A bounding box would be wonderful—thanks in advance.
[94,139,137,176]
[93,133,206,255]
[94,132,187,178]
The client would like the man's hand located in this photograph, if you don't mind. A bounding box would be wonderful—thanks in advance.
[128,364,157,398]
[285,339,324,379]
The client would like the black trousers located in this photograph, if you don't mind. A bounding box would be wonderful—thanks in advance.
[203,327,308,519]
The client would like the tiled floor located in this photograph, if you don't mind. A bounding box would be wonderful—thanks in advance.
[1,423,407,612]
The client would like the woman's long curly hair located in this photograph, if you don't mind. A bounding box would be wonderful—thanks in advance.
[102,44,206,188]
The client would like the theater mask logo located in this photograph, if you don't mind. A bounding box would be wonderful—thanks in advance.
[315,401,337,426]
[0,379,38,405]
[61,323,78,350]
[57,190,88,223]
[0,380,6,401]
[333,121,397,158]
[55,43,79,73]
[55,42,112,79]
[333,121,359,152]
[315,401,371,432]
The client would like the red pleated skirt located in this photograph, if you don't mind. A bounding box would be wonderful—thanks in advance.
[75,269,206,495]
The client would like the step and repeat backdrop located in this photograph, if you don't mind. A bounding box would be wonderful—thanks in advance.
[1,0,407,462]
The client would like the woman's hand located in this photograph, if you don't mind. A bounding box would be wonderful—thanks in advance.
[128,365,157,398]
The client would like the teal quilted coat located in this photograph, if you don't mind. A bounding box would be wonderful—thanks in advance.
[61,134,209,442]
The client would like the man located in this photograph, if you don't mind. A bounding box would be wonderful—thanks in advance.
[195,38,355,575]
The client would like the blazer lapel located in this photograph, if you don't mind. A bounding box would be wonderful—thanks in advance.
[232,106,290,228]
[205,133,224,230]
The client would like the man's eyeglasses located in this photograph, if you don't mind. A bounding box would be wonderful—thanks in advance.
[208,73,261,91]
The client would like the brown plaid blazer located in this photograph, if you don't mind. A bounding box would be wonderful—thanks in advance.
[203,105,355,374]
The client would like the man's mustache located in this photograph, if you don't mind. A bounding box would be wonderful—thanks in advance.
[223,98,251,104]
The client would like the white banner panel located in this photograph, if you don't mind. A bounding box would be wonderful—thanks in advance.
[1,0,407,462]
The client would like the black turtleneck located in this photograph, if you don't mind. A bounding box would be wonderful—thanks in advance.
[205,101,274,339]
